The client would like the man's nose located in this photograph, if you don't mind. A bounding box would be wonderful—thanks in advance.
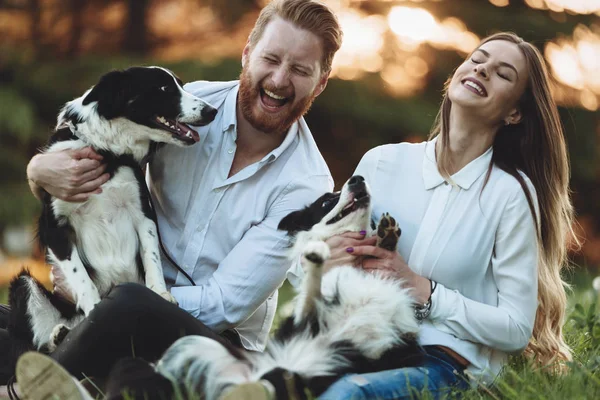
[271,65,290,88]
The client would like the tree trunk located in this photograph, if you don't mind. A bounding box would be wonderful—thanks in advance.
[123,0,149,54]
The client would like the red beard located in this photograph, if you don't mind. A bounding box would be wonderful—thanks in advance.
[238,66,316,135]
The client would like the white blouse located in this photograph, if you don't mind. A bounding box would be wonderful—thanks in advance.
[355,138,539,384]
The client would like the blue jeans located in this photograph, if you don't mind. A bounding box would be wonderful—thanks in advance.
[319,346,470,400]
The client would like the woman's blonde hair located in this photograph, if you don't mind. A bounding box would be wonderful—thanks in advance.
[431,32,577,370]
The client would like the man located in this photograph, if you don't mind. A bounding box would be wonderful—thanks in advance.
[2,0,343,396]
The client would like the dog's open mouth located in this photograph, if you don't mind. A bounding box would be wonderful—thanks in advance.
[153,116,200,143]
[326,190,370,225]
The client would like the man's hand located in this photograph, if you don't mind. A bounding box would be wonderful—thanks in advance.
[27,147,110,202]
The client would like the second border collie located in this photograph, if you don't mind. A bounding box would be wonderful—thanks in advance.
[156,176,421,399]
[8,66,217,359]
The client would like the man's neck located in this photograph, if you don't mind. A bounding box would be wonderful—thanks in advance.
[438,106,496,175]
[228,102,288,178]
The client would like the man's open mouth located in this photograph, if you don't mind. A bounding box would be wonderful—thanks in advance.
[260,88,291,109]
[153,116,200,143]
[326,190,370,225]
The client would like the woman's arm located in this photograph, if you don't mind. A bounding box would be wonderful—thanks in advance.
[353,184,539,353]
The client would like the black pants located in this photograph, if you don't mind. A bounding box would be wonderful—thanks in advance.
[1,283,243,383]
[0,304,12,384]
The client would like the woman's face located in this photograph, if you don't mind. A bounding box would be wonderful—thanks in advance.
[448,40,529,126]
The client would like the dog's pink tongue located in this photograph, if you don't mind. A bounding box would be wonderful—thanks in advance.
[176,121,200,142]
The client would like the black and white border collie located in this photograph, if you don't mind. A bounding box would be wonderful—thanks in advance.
[155,176,421,399]
[8,66,217,358]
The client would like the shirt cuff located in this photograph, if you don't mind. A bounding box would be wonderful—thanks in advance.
[170,286,199,318]
[286,256,304,289]
[429,282,458,321]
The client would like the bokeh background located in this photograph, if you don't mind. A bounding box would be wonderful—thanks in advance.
[0,0,599,295]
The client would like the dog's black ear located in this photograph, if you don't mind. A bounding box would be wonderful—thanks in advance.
[278,209,312,234]
[82,70,132,119]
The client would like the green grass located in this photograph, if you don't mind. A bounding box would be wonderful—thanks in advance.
[1,273,599,399]
[0,286,7,304]
[269,274,600,399]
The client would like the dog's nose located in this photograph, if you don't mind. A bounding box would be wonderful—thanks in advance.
[201,106,218,122]
[348,175,365,187]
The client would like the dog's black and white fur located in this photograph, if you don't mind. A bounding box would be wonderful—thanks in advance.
[8,66,217,357]
[155,176,422,399]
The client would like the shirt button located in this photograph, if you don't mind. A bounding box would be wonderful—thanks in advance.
[227,149,234,154]
[444,181,448,185]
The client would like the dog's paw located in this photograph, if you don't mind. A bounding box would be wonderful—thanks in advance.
[48,324,70,352]
[376,213,401,252]
[303,241,331,266]
[160,291,178,305]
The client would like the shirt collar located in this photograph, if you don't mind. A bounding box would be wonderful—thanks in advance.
[221,84,239,134]
[423,136,493,190]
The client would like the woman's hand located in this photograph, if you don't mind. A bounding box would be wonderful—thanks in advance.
[322,231,374,274]
[27,147,110,202]
[349,244,432,303]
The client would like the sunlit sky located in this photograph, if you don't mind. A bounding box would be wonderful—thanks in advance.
[327,0,600,110]
[0,0,598,110]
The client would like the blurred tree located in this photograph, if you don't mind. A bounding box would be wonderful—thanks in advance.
[207,0,261,26]
[0,0,598,264]
[123,0,149,54]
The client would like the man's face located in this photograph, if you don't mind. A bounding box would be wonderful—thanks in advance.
[238,17,328,135]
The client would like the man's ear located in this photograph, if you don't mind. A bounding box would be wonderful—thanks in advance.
[313,73,329,98]
[82,70,131,120]
[504,107,523,126]
[241,42,251,68]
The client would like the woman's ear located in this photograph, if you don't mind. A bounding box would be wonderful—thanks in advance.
[504,108,523,126]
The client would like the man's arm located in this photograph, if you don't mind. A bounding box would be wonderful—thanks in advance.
[26,147,110,202]
[170,175,333,332]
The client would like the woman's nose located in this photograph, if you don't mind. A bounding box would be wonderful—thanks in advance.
[474,64,488,79]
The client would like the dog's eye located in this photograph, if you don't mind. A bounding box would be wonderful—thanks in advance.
[322,199,334,209]
[159,86,172,92]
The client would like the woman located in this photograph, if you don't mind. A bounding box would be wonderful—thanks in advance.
[319,32,575,399]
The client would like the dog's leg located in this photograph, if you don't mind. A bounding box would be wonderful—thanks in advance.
[47,246,101,316]
[136,218,177,304]
[376,213,401,252]
[8,271,80,352]
[293,241,330,329]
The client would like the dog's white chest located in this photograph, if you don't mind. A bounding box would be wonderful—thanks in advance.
[52,167,146,292]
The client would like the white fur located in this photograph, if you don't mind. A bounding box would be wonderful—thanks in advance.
[155,177,419,397]
[320,266,418,359]
[26,68,216,349]
[249,332,352,380]
[21,275,84,349]
[288,182,373,262]
[156,336,252,400]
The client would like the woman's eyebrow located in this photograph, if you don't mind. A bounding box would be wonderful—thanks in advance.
[475,48,519,79]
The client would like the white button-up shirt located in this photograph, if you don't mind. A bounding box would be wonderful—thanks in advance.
[148,80,333,351]
[355,138,539,384]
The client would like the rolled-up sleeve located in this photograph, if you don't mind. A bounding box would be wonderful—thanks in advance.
[430,185,539,353]
[171,174,333,332]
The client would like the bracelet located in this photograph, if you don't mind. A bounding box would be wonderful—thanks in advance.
[414,279,437,321]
